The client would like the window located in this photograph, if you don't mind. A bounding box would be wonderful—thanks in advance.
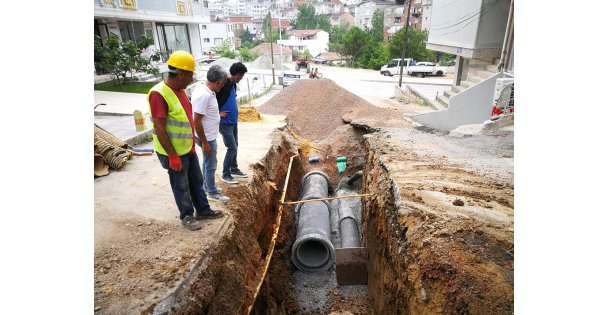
[118,20,146,42]
[204,38,210,43]
[202,25,207,30]
[394,17,401,24]
[214,38,223,45]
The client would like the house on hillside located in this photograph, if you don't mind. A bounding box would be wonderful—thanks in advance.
[411,0,514,132]
[277,29,329,57]
[313,52,348,65]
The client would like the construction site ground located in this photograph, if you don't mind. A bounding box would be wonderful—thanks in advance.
[94,64,513,314]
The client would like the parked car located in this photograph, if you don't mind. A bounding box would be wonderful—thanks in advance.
[406,62,448,78]
[380,58,414,76]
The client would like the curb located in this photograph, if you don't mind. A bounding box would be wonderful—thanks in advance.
[125,129,154,147]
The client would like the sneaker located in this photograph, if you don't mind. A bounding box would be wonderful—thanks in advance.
[207,192,230,202]
[195,209,225,220]
[230,169,248,178]
[221,175,238,184]
[181,216,202,231]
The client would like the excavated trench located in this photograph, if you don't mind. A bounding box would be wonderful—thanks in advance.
[150,80,514,314]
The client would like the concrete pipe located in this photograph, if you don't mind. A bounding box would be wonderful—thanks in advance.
[292,171,334,272]
[299,171,331,201]
[291,201,335,272]
[336,175,362,248]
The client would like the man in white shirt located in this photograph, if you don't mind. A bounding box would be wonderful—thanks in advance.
[191,65,230,202]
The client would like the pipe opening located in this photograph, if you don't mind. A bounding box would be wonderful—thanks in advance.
[296,240,330,268]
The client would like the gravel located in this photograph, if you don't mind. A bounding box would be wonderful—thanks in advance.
[258,79,396,142]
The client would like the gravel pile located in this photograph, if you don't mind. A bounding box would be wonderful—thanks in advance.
[249,55,289,70]
[258,79,396,141]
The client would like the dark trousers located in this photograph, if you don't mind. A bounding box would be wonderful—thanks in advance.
[157,152,212,220]
[219,123,240,177]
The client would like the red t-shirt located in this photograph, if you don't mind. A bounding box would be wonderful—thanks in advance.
[149,86,195,154]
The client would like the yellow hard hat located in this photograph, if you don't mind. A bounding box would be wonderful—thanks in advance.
[167,51,195,72]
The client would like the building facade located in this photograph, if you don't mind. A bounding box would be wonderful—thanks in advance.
[277,29,329,57]
[94,0,211,61]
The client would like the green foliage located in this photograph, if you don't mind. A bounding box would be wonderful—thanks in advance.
[294,4,331,32]
[238,47,260,62]
[329,20,350,52]
[94,34,161,85]
[339,27,370,67]
[439,53,457,66]
[94,80,157,94]
[366,42,390,70]
[236,27,254,45]
[212,40,237,58]
[388,28,432,62]
[370,9,385,44]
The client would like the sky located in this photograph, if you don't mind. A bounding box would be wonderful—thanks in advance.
[0,1,606,314]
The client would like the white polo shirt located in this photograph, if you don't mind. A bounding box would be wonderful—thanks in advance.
[191,83,221,142]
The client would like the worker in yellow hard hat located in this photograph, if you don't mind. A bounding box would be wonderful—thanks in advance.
[147,50,224,231]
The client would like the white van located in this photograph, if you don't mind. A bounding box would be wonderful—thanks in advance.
[380,58,414,76]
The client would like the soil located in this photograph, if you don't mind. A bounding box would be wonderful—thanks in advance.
[95,75,513,314]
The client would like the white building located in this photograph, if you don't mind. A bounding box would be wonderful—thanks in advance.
[277,29,329,57]
[199,22,236,54]
[355,0,396,30]
[421,0,432,32]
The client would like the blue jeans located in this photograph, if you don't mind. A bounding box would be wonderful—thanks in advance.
[156,152,212,220]
[219,123,239,177]
[202,139,220,194]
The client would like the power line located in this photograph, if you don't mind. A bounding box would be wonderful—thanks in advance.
[429,0,499,31]
[429,0,498,27]
[432,0,500,36]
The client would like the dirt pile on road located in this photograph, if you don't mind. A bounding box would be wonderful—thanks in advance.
[258,79,401,141]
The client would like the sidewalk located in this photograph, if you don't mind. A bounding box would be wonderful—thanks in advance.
[94,90,152,146]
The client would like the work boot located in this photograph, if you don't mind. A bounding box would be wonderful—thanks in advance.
[181,216,202,231]
[230,169,248,178]
[195,209,225,220]
[207,192,230,202]
[221,175,238,184]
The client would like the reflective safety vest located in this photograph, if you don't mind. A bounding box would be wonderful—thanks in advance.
[148,82,193,156]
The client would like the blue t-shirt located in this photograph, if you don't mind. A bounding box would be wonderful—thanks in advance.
[220,84,238,125]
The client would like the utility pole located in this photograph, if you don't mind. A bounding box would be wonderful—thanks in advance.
[279,14,284,78]
[398,0,414,87]
[268,12,275,85]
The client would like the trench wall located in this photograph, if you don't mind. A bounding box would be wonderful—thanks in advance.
[150,131,301,314]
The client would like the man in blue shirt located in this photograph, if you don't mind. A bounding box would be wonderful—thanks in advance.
[215,62,248,184]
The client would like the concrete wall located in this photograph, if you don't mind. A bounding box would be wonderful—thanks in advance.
[475,0,510,49]
[427,0,482,49]
[411,72,502,131]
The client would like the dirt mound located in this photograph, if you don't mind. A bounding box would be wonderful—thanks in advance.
[238,106,262,122]
[249,55,289,70]
[258,79,399,142]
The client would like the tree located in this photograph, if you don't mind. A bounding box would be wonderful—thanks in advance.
[366,42,390,70]
[236,27,254,45]
[328,20,350,53]
[238,47,260,62]
[340,27,370,67]
[212,40,237,59]
[388,27,432,61]
[94,34,161,85]
[370,9,385,44]
[294,4,331,32]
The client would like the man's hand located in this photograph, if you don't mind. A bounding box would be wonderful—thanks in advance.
[168,155,182,172]
[202,142,212,154]
[220,111,229,118]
